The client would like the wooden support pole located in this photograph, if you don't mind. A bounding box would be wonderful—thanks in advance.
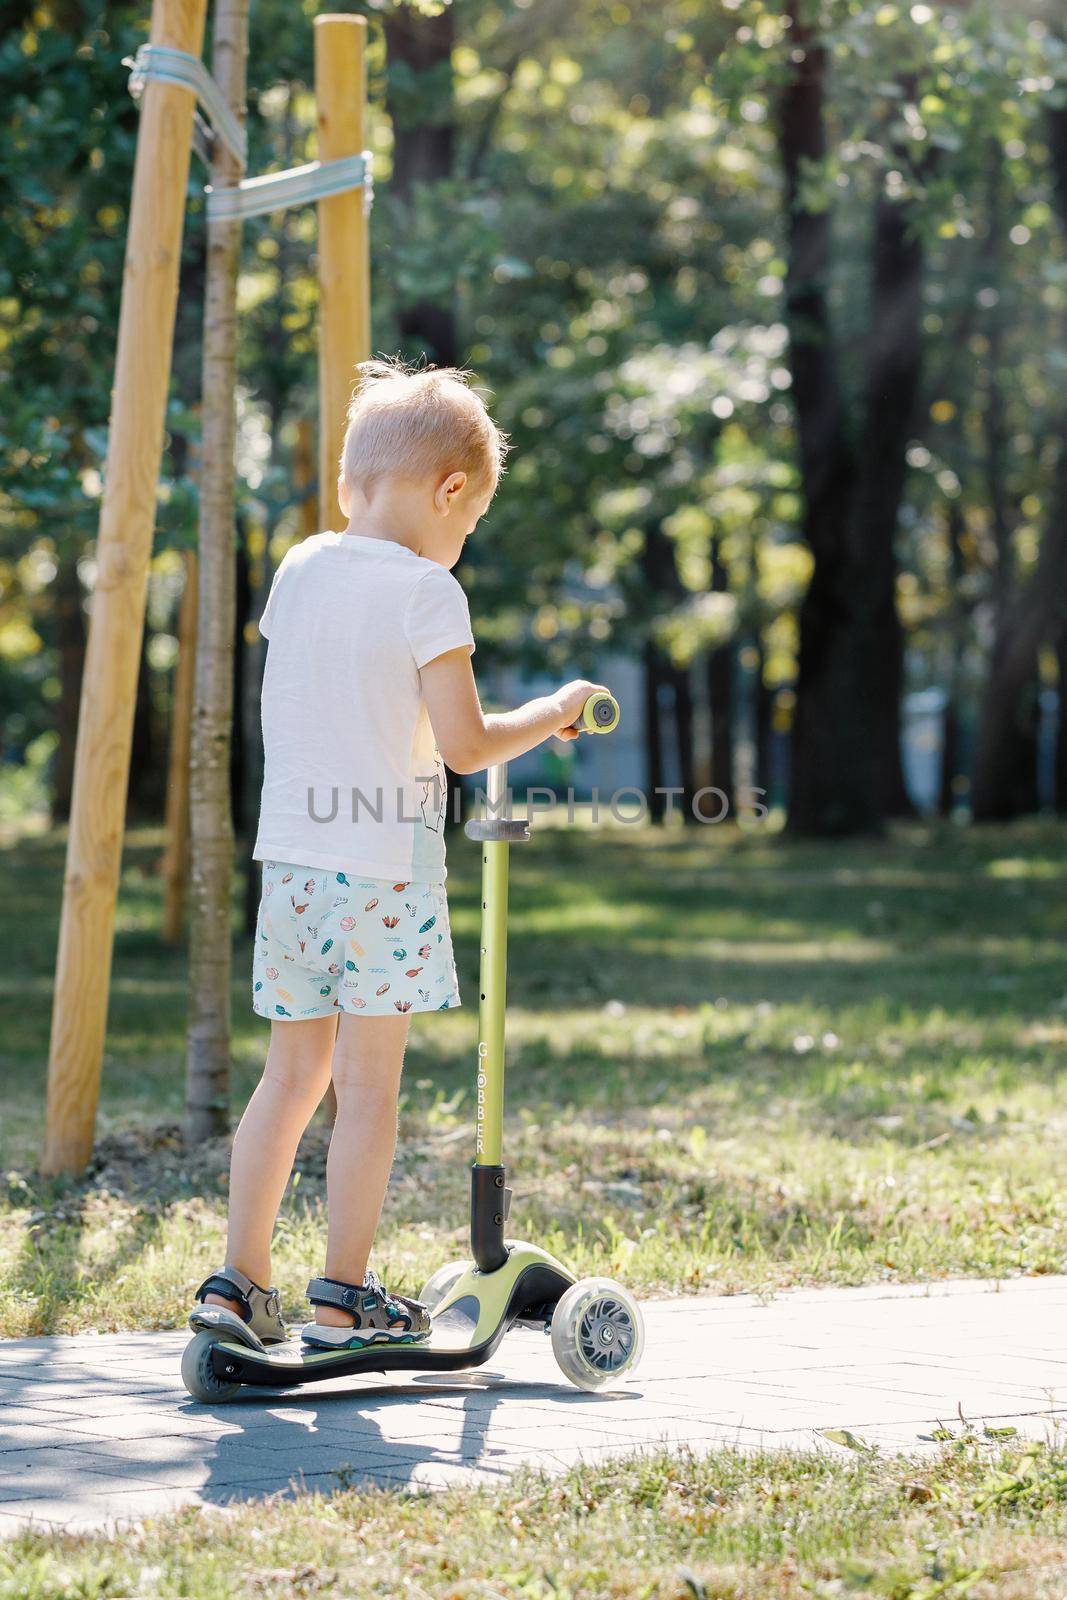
[161,548,199,946]
[312,15,369,1132]
[315,13,370,525]
[42,0,209,1176]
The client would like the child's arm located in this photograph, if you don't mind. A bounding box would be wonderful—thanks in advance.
[420,647,606,775]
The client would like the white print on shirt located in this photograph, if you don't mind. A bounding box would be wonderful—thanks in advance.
[420,770,445,834]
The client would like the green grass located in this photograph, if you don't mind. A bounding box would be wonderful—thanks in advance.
[4,820,1067,1592]
[5,1438,1067,1598]
[2,817,1067,1336]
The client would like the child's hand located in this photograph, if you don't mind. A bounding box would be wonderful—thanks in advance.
[552,680,610,741]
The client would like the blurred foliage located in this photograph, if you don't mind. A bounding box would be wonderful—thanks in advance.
[1,0,1065,811]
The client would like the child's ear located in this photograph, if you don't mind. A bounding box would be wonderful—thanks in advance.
[337,474,351,519]
[435,471,467,515]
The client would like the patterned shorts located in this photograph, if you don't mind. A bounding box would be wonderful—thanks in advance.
[253,861,461,1020]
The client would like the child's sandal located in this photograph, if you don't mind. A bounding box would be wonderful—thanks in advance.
[189,1264,287,1350]
[301,1271,431,1350]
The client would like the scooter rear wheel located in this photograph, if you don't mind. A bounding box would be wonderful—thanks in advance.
[551,1277,644,1391]
[182,1329,242,1403]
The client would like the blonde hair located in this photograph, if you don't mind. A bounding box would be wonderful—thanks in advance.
[341,357,509,496]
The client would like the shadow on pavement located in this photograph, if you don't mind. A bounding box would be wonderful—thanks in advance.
[186,1366,646,1502]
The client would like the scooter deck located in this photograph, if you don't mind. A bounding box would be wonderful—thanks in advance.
[209,1321,509,1389]
[207,1250,571,1391]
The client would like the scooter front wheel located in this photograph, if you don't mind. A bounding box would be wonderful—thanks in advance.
[551,1277,644,1391]
[419,1259,470,1314]
[182,1330,242,1403]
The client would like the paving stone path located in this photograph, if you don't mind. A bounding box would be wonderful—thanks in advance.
[2,1276,1066,1531]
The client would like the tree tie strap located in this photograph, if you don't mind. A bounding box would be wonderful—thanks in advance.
[126,43,248,170]
[207,153,374,223]
[125,49,373,223]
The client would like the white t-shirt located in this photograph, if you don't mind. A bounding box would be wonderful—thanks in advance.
[253,532,475,883]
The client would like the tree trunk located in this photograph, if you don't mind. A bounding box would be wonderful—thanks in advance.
[972,433,1067,819]
[1056,627,1067,815]
[384,8,455,195]
[707,542,734,810]
[230,517,250,835]
[778,17,864,835]
[669,664,697,821]
[780,31,925,835]
[707,645,735,811]
[855,164,924,819]
[384,6,459,365]
[128,629,160,819]
[973,115,1067,820]
[971,659,1040,820]
[753,641,772,805]
[185,0,248,1145]
[240,397,286,941]
[939,696,960,819]
[938,501,964,818]
[644,643,666,823]
[969,143,1038,819]
[51,550,85,823]
[1050,104,1067,818]
[384,7,462,828]
[241,508,271,938]
[638,521,684,823]
[161,548,198,945]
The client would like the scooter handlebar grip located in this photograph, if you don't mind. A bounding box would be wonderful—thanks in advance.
[575,692,620,735]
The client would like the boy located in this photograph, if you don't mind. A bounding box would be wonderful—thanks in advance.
[191,359,605,1351]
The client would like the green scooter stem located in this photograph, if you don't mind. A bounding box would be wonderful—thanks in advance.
[475,836,509,1167]
[465,696,621,1272]
[469,835,511,1268]
[466,759,514,1271]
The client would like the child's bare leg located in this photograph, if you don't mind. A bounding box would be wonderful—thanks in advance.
[205,1016,336,1310]
[315,1013,411,1327]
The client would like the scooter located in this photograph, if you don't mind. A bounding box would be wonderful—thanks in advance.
[181,691,643,1401]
